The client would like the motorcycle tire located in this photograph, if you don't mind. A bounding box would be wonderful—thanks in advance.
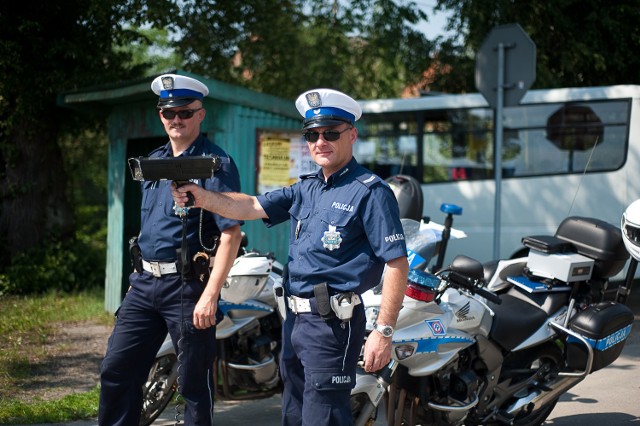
[484,342,563,426]
[140,353,178,426]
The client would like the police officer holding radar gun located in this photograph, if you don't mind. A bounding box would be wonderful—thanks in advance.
[99,74,243,425]
[172,88,409,425]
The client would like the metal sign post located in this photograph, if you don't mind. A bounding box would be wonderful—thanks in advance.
[475,23,536,258]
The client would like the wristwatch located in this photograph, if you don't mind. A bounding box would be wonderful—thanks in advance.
[374,323,394,338]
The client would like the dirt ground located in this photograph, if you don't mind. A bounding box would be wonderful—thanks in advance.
[16,322,112,402]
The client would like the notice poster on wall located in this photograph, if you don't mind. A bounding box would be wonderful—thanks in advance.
[257,130,318,193]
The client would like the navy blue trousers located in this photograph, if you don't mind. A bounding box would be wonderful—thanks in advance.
[280,303,366,426]
[99,271,217,426]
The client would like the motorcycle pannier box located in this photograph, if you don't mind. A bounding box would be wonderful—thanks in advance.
[567,301,634,373]
[554,216,629,278]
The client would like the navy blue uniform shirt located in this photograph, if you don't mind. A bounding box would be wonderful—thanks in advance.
[137,134,243,261]
[257,157,407,297]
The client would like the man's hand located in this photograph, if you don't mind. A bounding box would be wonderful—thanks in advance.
[193,295,218,329]
[362,330,392,372]
[171,182,204,208]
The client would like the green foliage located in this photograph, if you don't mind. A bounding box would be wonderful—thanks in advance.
[434,0,640,92]
[0,386,100,424]
[0,236,105,296]
[0,1,148,273]
[152,0,434,99]
[0,125,111,295]
[115,25,184,77]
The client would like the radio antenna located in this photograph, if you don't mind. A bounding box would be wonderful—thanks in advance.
[567,135,600,217]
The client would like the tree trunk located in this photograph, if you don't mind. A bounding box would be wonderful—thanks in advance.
[0,113,74,265]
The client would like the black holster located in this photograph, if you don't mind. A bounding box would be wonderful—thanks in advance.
[314,282,336,322]
[176,248,192,280]
[129,236,142,273]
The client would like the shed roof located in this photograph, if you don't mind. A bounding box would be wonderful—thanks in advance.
[58,69,299,119]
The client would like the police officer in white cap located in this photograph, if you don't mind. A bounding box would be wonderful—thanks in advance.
[171,87,409,426]
[99,74,243,425]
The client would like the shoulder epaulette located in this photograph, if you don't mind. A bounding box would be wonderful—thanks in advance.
[300,172,318,180]
[146,145,166,158]
[356,173,382,188]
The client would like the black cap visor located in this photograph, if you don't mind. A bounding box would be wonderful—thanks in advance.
[157,96,199,109]
[303,115,353,130]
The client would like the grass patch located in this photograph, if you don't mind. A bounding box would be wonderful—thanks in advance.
[0,386,100,424]
[0,289,112,424]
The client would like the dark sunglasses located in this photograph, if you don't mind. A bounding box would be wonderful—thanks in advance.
[160,108,202,120]
[303,127,352,143]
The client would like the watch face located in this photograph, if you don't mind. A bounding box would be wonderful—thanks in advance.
[377,324,393,337]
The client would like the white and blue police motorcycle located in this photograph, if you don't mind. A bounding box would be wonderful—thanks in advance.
[139,243,284,426]
[351,211,636,426]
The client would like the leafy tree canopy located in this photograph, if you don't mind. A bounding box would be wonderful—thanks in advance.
[433,0,640,91]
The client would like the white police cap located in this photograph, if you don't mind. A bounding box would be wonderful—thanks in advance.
[295,88,362,130]
[151,74,209,109]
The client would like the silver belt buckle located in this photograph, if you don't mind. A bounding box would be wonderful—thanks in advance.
[287,296,298,314]
[288,296,311,314]
[149,262,162,277]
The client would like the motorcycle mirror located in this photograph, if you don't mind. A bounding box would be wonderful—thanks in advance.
[450,255,484,280]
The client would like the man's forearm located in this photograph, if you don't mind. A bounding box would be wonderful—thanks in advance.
[376,257,409,327]
[202,225,242,300]
[201,191,266,221]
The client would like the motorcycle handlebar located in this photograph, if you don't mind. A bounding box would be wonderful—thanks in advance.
[448,271,502,305]
[474,286,502,305]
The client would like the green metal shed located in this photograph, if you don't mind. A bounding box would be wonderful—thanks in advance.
[59,70,300,313]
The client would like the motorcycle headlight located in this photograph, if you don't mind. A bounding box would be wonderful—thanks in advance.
[394,344,416,360]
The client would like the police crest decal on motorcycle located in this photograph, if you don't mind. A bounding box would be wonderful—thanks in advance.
[425,319,446,336]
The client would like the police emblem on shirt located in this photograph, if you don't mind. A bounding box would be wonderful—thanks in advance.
[321,225,342,251]
[306,92,322,107]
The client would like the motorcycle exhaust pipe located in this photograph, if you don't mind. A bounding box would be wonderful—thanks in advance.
[506,375,583,416]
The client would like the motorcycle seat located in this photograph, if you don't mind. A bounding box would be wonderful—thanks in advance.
[487,291,551,350]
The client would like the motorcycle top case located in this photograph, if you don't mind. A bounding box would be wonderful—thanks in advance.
[554,216,629,278]
[567,301,634,373]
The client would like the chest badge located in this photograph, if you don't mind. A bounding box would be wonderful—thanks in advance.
[321,225,342,251]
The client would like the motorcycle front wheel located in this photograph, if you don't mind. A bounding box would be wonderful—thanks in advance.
[140,353,178,426]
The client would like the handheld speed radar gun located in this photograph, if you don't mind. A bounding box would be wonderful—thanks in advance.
[128,156,221,207]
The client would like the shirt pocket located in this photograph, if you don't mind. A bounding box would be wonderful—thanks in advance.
[289,203,312,242]
[140,181,158,214]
